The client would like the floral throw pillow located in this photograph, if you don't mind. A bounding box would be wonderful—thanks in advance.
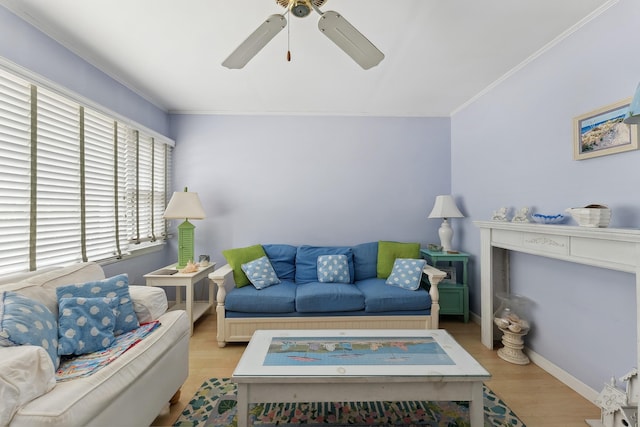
[385,258,427,290]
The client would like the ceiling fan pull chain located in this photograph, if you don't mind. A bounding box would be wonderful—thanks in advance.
[287,9,291,62]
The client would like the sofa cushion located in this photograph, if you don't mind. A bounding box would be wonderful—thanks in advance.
[356,278,431,312]
[57,297,117,356]
[295,282,365,313]
[352,241,378,281]
[56,274,139,335]
[9,310,188,427]
[295,246,355,284]
[241,256,281,289]
[317,254,351,283]
[225,280,296,313]
[377,241,421,279]
[0,345,56,426]
[222,244,267,287]
[385,258,427,291]
[263,244,297,280]
[0,291,60,369]
[128,285,168,323]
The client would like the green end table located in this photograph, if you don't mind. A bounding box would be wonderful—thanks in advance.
[420,248,470,322]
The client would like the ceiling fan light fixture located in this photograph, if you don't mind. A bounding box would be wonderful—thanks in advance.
[291,0,311,17]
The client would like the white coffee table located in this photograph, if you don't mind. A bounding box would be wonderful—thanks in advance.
[232,329,491,427]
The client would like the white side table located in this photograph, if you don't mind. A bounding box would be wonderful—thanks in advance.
[144,262,216,335]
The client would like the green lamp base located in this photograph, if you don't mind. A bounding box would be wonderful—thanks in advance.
[177,220,195,269]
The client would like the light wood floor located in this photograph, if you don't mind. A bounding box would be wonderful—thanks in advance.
[152,314,600,426]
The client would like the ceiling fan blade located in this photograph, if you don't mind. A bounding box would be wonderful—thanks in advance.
[222,14,287,69]
[317,11,384,70]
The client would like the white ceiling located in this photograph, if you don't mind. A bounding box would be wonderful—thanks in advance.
[1,0,613,116]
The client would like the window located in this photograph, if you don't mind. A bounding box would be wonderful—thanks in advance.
[0,67,173,275]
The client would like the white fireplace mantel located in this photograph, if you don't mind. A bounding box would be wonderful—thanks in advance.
[474,220,640,352]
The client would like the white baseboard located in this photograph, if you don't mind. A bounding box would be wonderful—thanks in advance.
[525,348,599,403]
[469,312,599,404]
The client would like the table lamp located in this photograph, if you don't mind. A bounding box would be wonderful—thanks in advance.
[428,195,464,252]
[163,187,206,269]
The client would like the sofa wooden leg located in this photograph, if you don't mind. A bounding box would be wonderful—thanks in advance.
[170,388,181,405]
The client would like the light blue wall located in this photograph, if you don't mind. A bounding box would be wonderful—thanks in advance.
[452,0,640,391]
[168,114,451,268]
[0,5,169,137]
[0,5,173,282]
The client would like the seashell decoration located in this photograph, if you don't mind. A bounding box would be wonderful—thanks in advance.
[493,309,530,334]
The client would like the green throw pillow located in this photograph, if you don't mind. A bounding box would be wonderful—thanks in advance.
[222,244,267,287]
[376,241,421,279]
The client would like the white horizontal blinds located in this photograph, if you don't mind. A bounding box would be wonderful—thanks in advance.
[114,122,129,257]
[0,70,31,275]
[135,132,154,244]
[35,87,82,268]
[152,139,168,241]
[0,64,173,273]
[83,107,118,261]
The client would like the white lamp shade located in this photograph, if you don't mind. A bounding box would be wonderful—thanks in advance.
[428,195,464,219]
[624,82,640,125]
[163,191,206,220]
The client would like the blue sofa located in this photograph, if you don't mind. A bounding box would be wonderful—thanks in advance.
[209,242,446,347]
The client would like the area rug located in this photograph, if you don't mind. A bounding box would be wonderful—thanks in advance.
[174,378,525,427]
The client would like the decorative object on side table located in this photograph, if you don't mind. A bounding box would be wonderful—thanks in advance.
[428,195,464,252]
[531,213,566,224]
[427,243,443,252]
[493,292,532,365]
[511,207,530,223]
[199,255,210,267]
[163,187,206,269]
[565,204,611,228]
[491,207,510,221]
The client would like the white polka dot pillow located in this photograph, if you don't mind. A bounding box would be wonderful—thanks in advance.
[0,291,59,369]
[57,297,117,356]
[241,256,281,289]
[317,254,351,283]
[56,274,139,335]
[385,258,427,290]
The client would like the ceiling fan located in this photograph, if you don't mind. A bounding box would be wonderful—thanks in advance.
[222,0,384,70]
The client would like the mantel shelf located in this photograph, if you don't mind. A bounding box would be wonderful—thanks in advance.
[474,221,640,274]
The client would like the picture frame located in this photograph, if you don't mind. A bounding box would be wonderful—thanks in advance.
[439,266,457,284]
[573,98,638,160]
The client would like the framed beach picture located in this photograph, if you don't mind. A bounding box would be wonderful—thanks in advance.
[439,266,457,284]
[573,98,638,160]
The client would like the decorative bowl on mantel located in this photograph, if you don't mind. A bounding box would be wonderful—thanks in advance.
[565,204,611,227]
[531,213,566,224]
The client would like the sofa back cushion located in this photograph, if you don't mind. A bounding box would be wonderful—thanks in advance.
[0,262,106,318]
[294,246,355,284]
[262,244,297,281]
[351,242,378,281]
